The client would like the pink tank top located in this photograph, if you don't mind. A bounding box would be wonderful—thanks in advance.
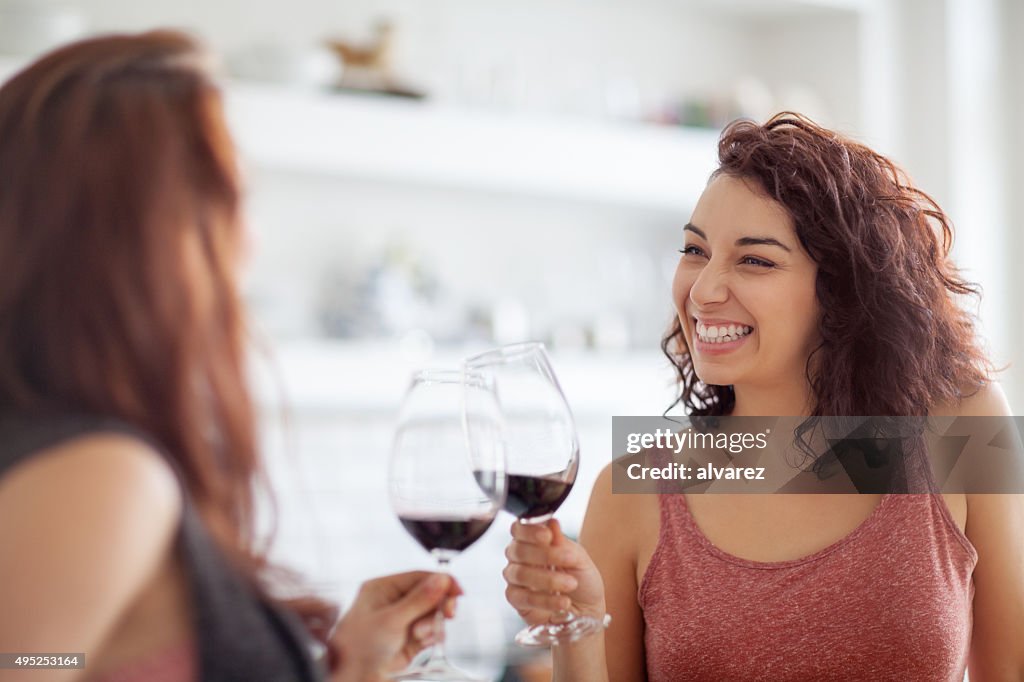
[639,494,976,681]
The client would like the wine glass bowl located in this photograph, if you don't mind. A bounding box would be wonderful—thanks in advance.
[465,342,578,524]
[502,471,575,522]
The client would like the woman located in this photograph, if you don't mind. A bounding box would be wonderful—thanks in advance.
[0,32,457,682]
[503,114,1024,680]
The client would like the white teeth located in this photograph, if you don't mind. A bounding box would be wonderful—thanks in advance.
[695,321,753,343]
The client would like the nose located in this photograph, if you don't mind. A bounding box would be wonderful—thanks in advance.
[688,261,730,308]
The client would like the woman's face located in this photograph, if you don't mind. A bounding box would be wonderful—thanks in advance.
[672,174,820,390]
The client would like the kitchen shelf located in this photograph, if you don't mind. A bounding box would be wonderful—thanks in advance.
[223,83,720,212]
[250,340,678,417]
[0,56,720,211]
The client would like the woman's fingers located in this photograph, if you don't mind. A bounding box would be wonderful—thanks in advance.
[503,562,578,593]
[505,538,584,570]
[410,614,441,644]
[504,585,572,616]
[505,539,560,566]
[510,519,553,544]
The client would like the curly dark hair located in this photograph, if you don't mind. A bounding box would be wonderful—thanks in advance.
[662,112,993,418]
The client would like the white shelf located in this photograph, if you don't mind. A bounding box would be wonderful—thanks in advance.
[224,83,720,212]
[250,340,677,417]
[0,56,719,211]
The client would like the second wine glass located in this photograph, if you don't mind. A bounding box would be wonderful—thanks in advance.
[464,341,609,647]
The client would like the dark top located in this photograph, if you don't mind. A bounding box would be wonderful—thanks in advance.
[0,412,326,682]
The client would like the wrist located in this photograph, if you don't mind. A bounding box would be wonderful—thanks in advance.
[575,600,608,622]
[329,632,380,682]
[332,657,383,682]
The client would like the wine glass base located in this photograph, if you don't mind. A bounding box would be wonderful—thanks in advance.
[514,613,611,648]
[389,659,487,682]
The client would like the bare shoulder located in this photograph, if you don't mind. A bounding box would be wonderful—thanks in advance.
[930,382,1013,417]
[0,429,183,571]
[0,430,182,521]
[580,464,626,549]
[963,492,1024,674]
[578,462,657,680]
[0,431,183,666]
[580,462,658,561]
[584,462,655,524]
[927,386,1023,671]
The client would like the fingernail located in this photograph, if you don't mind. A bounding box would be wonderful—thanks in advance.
[414,621,434,639]
[426,574,447,590]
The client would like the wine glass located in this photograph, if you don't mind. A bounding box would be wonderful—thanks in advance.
[389,369,506,681]
[464,341,610,647]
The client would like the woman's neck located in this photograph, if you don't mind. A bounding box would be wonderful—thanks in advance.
[730,381,814,417]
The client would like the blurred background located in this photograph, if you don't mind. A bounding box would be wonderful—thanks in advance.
[1,0,1021,677]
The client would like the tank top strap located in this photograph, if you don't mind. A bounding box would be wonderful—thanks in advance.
[875,492,978,564]
[0,412,145,476]
[637,494,699,607]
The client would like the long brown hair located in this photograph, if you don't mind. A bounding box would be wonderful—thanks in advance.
[0,31,334,640]
[662,113,993,417]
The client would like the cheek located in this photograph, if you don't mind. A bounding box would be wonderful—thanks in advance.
[671,263,692,314]
[794,277,821,348]
[758,286,819,354]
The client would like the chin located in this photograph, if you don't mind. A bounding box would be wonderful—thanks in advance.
[692,365,738,388]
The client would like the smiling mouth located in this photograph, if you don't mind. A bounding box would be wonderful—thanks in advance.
[693,318,754,344]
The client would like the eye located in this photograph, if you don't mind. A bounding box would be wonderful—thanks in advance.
[741,256,775,268]
[679,245,707,258]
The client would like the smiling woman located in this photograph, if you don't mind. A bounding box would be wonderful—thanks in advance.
[500,113,1024,681]
[665,115,993,420]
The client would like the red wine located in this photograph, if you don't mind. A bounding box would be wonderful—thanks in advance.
[504,473,574,520]
[399,515,494,553]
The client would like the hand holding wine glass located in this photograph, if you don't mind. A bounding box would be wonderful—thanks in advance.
[328,570,462,681]
[388,369,505,681]
[465,342,610,646]
[503,518,609,632]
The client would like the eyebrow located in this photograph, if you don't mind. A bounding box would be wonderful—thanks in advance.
[684,223,792,253]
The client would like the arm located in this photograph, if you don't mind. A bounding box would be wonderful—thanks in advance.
[571,464,647,682]
[0,434,182,682]
[966,493,1024,680]
[503,463,647,682]
[950,383,1024,680]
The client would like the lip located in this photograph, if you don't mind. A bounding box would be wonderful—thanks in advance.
[690,316,754,355]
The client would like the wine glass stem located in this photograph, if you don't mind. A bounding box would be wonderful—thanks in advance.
[549,566,574,625]
[424,557,451,664]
